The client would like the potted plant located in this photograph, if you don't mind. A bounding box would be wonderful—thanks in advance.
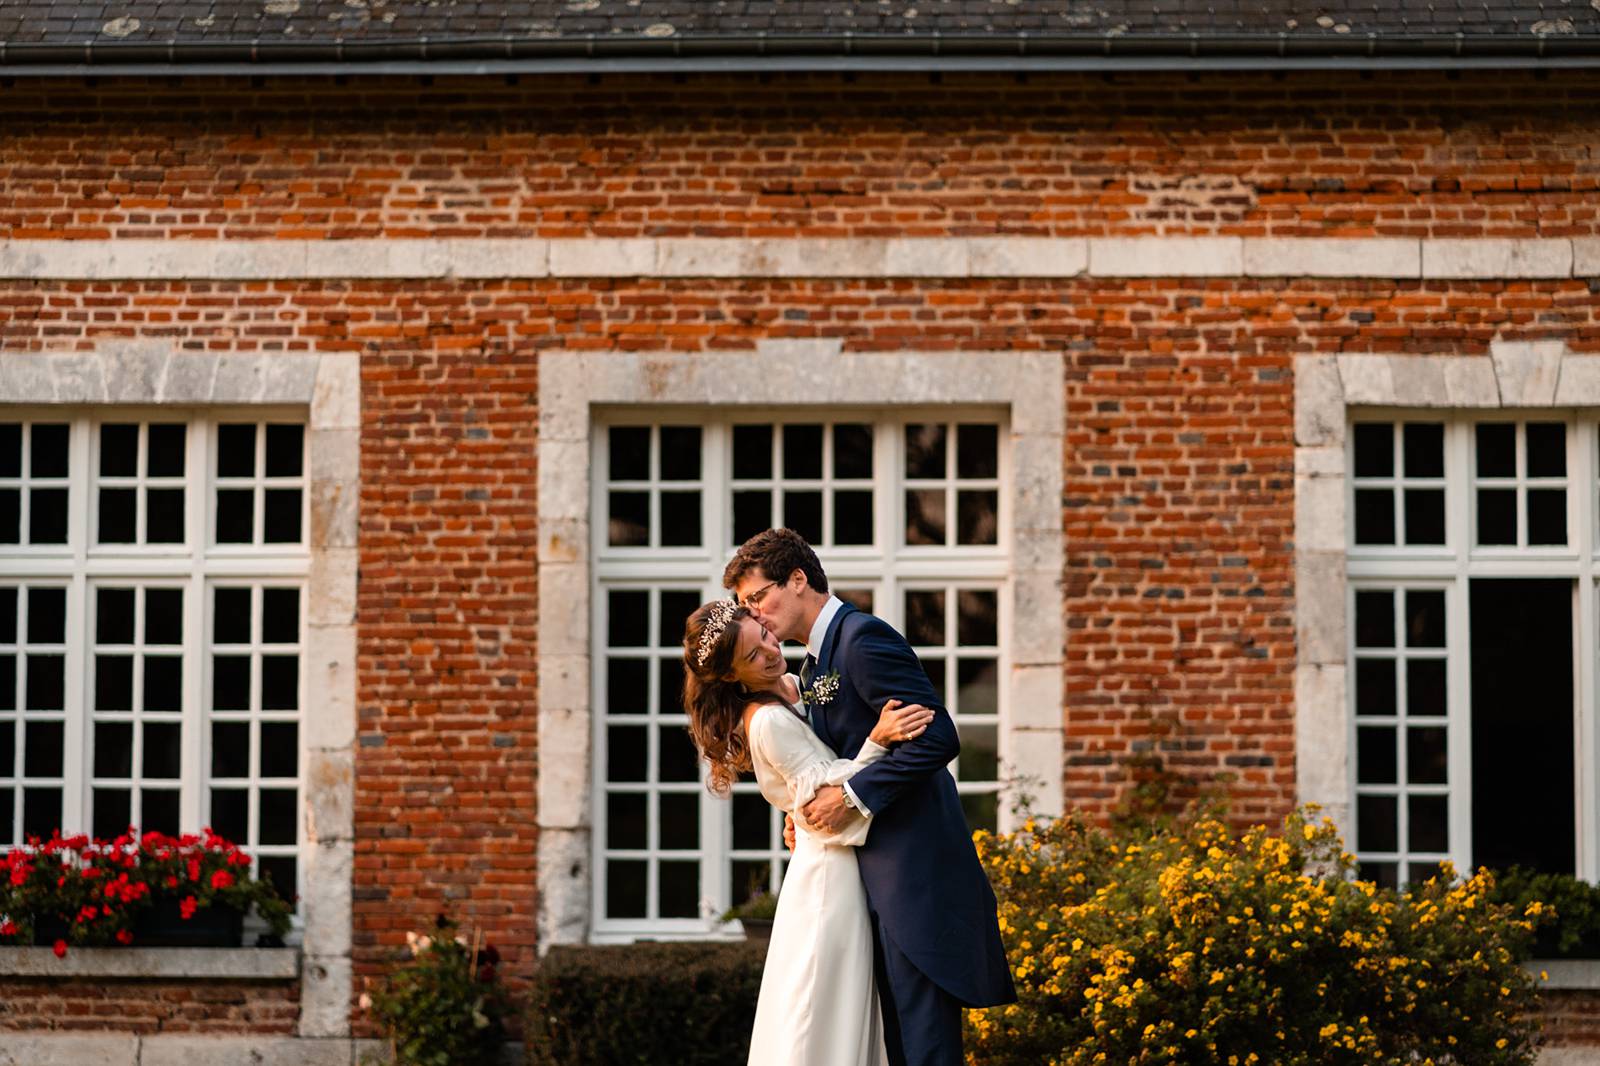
[720,887,779,941]
[0,827,292,954]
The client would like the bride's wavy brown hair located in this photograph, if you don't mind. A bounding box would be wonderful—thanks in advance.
[681,601,770,797]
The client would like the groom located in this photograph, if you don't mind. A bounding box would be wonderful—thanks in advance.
[725,528,1015,1066]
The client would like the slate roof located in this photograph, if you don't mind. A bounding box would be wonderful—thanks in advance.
[3,1,1600,68]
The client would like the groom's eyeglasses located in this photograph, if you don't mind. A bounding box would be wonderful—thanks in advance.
[740,581,780,609]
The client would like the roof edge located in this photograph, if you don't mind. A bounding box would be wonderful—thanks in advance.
[3,30,1600,73]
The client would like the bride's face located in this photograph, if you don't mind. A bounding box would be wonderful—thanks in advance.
[724,617,787,690]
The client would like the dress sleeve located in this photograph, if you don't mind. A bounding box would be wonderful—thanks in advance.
[748,706,885,847]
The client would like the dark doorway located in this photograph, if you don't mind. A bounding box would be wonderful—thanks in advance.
[1470,579,1575,874]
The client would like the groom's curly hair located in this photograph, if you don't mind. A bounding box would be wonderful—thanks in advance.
[722,528,830,594]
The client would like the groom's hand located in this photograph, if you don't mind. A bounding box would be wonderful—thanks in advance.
[783,814,795,851]
[801,785,855,833]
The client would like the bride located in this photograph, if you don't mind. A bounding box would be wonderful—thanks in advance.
[681,599,935,1066]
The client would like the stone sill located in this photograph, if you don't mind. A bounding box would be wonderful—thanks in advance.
[1529,959,1600,990]
[0,946,299,980]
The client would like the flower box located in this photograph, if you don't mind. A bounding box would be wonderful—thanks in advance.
[132,898,246,948]
[2,827,290,953]
[28,901,247,949]
[28,915,70,947]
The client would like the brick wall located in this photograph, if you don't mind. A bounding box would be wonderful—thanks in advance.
[0,72,1596,241]
[5,279,1598,854]
[1539,990,1600,1048]
[0,978,299,1033]
[355,335,540,1005]
[3,70,1600,1034]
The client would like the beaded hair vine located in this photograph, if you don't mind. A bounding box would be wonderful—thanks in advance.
[694,599,739,667]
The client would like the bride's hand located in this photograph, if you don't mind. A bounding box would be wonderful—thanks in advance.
[869,699,935,746]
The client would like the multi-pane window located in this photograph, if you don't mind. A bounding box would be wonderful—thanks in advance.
[905,586,1002,830]
[0,584,67,839]
[89,584,186,837]
[1352,585,1451,888]
[207,583,303,893]
[1353,422,1445,546]
[905,422,1000,547]
[0,422,70,546]
[601,585,706,922]
[1472,421,1569,548]
[0,415,308,905]
[593,412,1009,939]
[730,422,877,548]
[1348,416,1592,888]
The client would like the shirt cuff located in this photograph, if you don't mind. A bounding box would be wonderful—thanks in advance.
[842,781,873,818]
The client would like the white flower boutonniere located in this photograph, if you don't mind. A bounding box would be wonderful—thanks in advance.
[802,670,842,706]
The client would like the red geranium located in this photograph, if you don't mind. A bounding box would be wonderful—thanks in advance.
[0,826,292,949]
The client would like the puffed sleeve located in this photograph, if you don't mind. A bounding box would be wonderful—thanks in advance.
[747,706,886,847]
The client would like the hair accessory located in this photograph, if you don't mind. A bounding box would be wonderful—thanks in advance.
[695,600,739,667]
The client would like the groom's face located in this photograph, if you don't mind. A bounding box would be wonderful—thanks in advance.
[734,567,804,643]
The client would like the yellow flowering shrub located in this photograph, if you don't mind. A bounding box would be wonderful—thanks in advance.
[967,809,1545,1066]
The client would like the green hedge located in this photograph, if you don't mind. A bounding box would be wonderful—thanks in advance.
[526,942,766,1066]
[1490,866,1600,959]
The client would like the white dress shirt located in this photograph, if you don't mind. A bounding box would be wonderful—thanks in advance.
[802,594,872,817]
[805,594,845,660]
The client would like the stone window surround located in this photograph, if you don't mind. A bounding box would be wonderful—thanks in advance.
[536,339,1066,948]
[0,342,358,1039]
[1294,341,1600,878]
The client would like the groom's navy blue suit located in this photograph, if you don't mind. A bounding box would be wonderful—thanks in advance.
[804,602,1015,1066]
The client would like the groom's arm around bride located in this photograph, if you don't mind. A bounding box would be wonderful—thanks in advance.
[799,613,959,834]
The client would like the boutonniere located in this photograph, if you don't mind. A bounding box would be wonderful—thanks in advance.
[802,670,842,705]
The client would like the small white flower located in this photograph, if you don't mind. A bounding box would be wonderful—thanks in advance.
[803,670,842,705]
[357,992,372,1011]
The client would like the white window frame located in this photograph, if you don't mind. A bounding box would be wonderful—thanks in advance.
[0,409,310,891]
[1347,412,1592,882]
[1295,344,1600,888]
[536,341,1066,949]
[589,408,1012,941]
[0,347,359,1039]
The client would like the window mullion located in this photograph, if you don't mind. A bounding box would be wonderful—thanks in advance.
[704,424,728,558]
[881,417,900,563]
[1576,420,1598,881]
[1392,424,1407,546]
[1446,421,1474,875]
[182,420,208,835]
[60,416,92,835]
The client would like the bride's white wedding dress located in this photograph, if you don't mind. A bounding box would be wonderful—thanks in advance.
[745,686,891,1066]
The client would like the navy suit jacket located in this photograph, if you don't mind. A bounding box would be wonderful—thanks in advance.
[808,603,1015,1008]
